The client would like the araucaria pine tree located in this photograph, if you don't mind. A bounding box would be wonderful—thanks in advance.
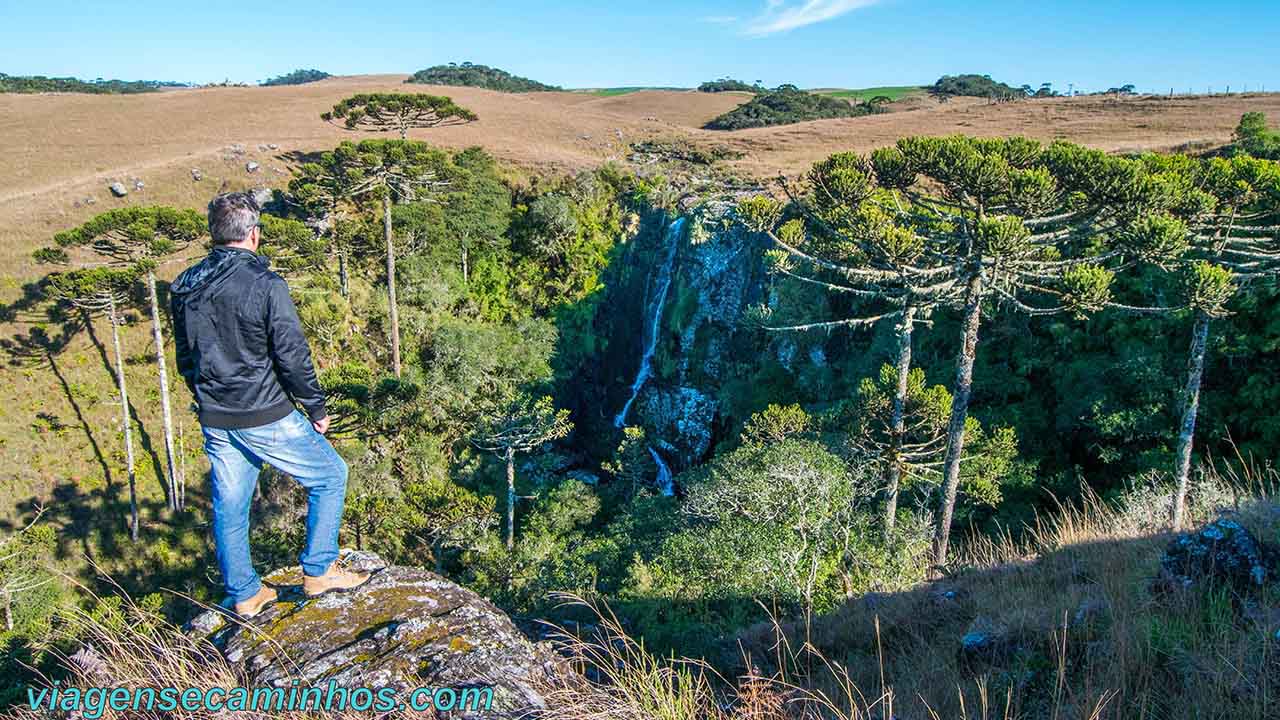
[36,207,205,512]
[41,267,143,540]
[744,136,1186,568]
[317,140,450,376]
[323,93,476,140]
[471,393,572,551]
[290,151,370,296]
[1145,154,1280,529]
[739,149,986,535]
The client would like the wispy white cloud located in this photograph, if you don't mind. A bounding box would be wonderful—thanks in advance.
[744,0,881,36]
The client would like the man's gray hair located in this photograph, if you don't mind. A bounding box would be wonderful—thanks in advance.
[207,192,260,245]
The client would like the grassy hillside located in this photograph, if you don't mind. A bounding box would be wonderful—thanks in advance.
[576,87,687,97]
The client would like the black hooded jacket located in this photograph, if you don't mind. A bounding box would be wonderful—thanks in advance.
[170,246,327,429]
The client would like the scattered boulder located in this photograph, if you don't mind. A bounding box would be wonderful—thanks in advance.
[186,550,568,716]
[249,187,274,209]
[133,179,145,191]
[108,182,128,197]
[191,168,203,181]
[958,616,1020,667]
[245,161,261,174]
[1160,518,1277,591]
[268,143,279,150]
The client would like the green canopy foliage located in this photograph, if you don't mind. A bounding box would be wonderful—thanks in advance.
[704,85,884,130]
[261,69,331,87]
[928,73,1023,101]
[697,78,764,94]
[322,93,477,137]
[405,62,560,92]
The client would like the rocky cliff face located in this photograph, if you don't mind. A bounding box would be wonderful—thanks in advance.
[630,200,766,470]
[186,551,568,717]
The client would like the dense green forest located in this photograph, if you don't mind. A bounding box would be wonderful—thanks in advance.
[704,84,885,129]
[260,69,331,86]
[0,72,186,94]
[5,91,1280,715]
[698,78,764,93]
[406,62,560,92]
[928,73,1023,100]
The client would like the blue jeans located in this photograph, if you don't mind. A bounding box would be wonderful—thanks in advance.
[201,409,349,603]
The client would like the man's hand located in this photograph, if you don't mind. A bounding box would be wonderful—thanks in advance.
[312,415,331,435]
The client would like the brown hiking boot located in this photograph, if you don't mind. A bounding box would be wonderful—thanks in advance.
[302,563,372,598]
[234,584,278,619]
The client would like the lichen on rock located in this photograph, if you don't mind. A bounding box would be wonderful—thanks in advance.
[186,550,568,716]
[1160,518,1278,591]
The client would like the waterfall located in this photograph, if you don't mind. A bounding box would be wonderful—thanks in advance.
[613,216,686,429]
[648,446,674,496]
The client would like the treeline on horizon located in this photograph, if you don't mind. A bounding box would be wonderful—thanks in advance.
[260,68,332,86]
[0,72,187,94]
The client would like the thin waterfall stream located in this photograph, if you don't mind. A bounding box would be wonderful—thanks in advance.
[614,216,686,496]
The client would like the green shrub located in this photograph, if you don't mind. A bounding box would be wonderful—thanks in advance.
[704,85,882,130]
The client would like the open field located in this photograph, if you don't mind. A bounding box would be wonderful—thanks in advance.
[572,86,689,96]
[4,73,1280,279]
[813,85,926,102]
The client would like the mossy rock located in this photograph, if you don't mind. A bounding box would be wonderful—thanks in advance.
[187,551,569,716]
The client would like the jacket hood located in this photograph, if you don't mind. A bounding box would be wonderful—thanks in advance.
[171,246,264,297]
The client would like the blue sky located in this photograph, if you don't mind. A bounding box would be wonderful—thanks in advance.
[1,1,1277,93]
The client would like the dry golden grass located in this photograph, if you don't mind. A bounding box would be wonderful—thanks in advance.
[3,76,1279,281]
[541,472,1280,720]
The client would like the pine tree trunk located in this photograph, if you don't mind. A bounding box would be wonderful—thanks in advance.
[461,245,469,285]
[338,248,350,298]
[505,447,516,552]
[109,299,139,542]
[884,305,915,536]
[934,272,984,568]
[1171,311,1211,530]
[383,194,402,377]
[147,270,181,511]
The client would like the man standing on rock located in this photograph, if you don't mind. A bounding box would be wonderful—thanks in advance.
[171,191,370,618]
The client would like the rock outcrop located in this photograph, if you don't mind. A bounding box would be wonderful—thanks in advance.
[186,551,568,717]
[630,201,766,469]
[1160,518,1277,591]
